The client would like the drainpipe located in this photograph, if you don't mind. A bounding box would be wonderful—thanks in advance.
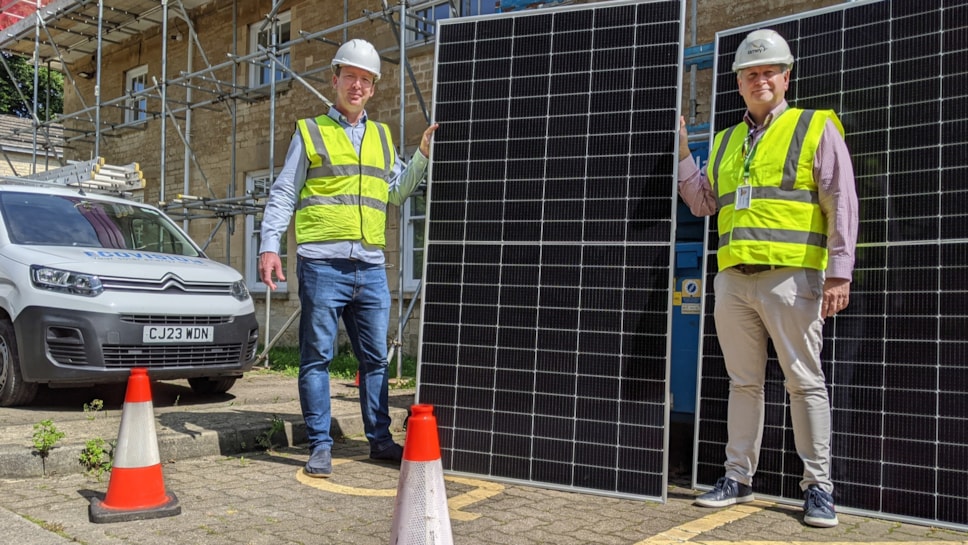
[688,0,697,126]
[160,0,169,201]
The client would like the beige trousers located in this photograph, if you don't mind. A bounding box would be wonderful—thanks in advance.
[713,266,833,494]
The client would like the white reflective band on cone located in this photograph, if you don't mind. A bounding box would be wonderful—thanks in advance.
[389,460,453,544]
[113,401,161,468]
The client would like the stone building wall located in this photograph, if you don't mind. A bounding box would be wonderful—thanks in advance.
[0,151,54,178]
[0,114,64,178]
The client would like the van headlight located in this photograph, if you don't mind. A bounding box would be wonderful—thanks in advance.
[30,265,104,297]
[230,279,250,301]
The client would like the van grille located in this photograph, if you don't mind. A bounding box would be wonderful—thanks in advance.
[102,344,244,367]
[245,329,259,360]
[99,272,234,295]
[48,342,88,365]
[120,315,232,325]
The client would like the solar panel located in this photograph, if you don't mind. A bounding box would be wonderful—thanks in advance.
[419,0,684,500]
[696,0,968,529]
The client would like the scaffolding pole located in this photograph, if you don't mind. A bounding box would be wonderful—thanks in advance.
[396,0,407,381]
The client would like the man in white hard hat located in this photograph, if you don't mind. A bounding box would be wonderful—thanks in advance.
[677,29,857,527]
[259,38,438,477]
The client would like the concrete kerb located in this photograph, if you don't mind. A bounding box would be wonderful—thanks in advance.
[0,409,409,480]
[0,382,411,480]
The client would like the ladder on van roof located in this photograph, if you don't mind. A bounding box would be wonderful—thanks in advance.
[0,157,146,197]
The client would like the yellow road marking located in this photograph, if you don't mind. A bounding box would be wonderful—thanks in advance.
[444,476,504,521]
[295,455,395,496]
[292,456,504,521]
[636,501,772,545]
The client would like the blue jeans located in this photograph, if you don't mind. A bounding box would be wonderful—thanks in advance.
[297,257,394,453]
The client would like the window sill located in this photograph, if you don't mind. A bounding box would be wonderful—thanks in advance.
[240,78,293,101]
[394,289,420,300]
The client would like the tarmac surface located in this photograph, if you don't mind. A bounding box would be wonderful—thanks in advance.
[1,371,967,545]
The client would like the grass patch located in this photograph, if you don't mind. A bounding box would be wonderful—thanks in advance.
[262,344,417,385]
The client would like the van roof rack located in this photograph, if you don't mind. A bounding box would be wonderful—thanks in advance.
[0,157,146,197]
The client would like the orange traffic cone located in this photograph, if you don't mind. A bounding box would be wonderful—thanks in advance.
[89,368,181,523]
[389,404,453,544]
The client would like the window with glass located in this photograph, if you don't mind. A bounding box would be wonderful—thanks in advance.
[409,1,451,43]
[461,0,500,15]
[246,170,287,292]
[124,65,148,124]
[402,187,426,292]
[249,11,292,88]
[407,0,497,43]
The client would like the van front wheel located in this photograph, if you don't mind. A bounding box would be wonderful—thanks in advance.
[188,376,237,395]
[0,319,38,407]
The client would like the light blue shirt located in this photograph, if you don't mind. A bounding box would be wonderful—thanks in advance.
[259,106,429,264]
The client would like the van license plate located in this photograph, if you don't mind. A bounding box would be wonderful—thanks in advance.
[143,326,214,343]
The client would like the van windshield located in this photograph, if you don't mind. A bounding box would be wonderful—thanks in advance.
[0,192,201,257]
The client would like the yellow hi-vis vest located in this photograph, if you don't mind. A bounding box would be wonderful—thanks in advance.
[709,108,844,272]
[294,115,395,247]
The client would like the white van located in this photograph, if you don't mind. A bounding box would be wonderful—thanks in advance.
[0,184,259,406]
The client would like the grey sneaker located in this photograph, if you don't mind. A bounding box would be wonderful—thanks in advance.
[803,485,839,528]
[304,448,332,478]
[694,477,754,507]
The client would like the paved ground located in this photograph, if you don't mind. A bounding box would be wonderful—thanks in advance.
[1,372,967,545]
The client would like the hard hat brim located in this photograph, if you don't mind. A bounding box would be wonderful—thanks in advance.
[333,61,381,81]
[732,60,794,73]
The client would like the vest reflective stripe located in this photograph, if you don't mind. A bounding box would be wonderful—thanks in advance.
[308,164,389,179]
[298,194,388,210]
[709,108,843,271]
[710,125,738,189]
[718,185,820,207]
[294,116,395,247]
[781,109,817,191]
[718,227,828,249]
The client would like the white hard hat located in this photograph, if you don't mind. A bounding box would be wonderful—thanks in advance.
[332,39,381,81]
[732,29,794,72]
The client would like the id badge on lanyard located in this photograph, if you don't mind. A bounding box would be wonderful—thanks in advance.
[735,183,752,210]
[736,128,757,211]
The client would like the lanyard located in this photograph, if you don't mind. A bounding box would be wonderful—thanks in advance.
[741,109,788,180]
[741,127,759,181]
